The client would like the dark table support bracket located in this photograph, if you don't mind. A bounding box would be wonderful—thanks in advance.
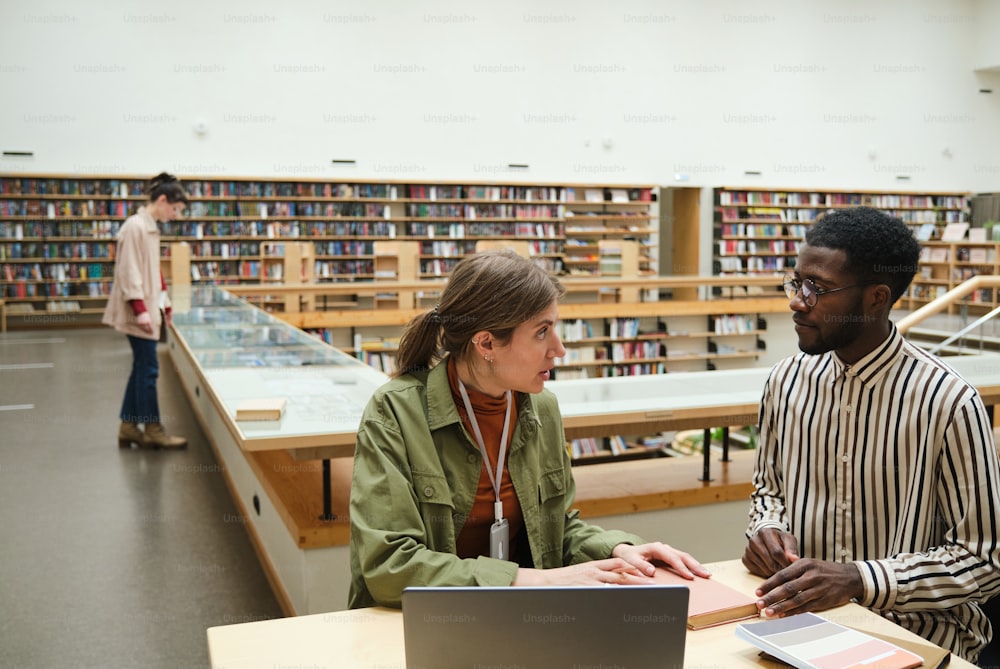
[700,428,713,482]
[320,458,336,521]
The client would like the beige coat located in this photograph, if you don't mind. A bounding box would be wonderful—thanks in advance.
[102,207,169,341]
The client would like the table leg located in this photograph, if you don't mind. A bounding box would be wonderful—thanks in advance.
[700,428,713,482]
[320,458,336,521]
[721,426,731,462]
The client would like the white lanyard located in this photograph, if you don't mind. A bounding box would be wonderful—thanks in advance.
[457,378,512,524]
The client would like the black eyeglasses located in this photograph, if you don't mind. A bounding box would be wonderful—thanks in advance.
[782,274,873,308]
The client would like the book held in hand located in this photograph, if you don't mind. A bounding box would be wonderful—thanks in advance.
[235,398,287,421]
[646,567,760,629]
[735,612,923,669]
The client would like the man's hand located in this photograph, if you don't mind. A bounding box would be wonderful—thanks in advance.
[753,558,863,618]
[742,527,799,577]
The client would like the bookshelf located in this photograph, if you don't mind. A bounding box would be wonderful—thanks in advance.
[713,187,970,276]
[0,174,660,327]
[474,238,531,257]
[0,176,143,322]
[554,311,767,380]
[372,240,419,310]
[597,239,640,303]
[256,242,315,313]
[160,241,191,288]
[297,299,780,382]
[906,240,1000,314]
[563,186,657,280]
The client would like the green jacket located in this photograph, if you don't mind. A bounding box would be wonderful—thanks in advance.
[348,358,644,608]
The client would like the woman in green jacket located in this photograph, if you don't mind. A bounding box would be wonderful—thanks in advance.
[348,250,708,608]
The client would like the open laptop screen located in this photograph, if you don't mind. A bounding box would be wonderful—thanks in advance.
[402,585,689,669]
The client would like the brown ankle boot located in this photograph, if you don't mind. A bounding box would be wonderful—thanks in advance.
[118,422,148,449]
[144,423,188,450]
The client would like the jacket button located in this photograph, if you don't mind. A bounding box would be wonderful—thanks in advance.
[467,453,477,464]
[554,479,563,491]
[423,486,434,498]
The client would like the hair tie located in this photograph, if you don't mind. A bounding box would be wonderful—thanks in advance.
[431,304,441,324]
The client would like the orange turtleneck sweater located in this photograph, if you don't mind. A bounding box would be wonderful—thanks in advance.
[448,357,525,561]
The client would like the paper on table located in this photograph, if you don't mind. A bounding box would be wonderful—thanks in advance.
[735,612,923,669]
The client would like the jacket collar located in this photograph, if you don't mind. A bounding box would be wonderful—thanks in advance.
[137,206,159,233]
[426,358,464,431]
[425,355,536,452]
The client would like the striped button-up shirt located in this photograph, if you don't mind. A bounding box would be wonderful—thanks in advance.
[749,325,1000,660]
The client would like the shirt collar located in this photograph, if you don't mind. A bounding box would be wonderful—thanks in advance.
[832,323,904,384]
[137,206,159,233]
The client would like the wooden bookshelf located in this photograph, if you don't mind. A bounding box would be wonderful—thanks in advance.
[474,238,531,257]
[563,186,657,280]
[0,176,142,323]
[713,186,970,276]
[554,309,769,378]
[0,174,660,327]
[160,240,191,288]
[255,242,315,313]
[291,295,785,380]
[372,240,419,310]
[906,240,1000,314]
[597,239,640,303]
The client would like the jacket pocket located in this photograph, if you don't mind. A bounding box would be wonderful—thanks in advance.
[535,467,568,564]
[411,472,455,537]
[538,467,568,504]
[412,472,454,506]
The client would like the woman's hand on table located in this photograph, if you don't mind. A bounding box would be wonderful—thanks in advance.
[611,542,712,580]
[514,558,652,587]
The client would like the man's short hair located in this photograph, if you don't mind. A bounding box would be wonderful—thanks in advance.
[805,206,921,303]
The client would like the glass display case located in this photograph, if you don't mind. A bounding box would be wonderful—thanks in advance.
[168,285,389,453]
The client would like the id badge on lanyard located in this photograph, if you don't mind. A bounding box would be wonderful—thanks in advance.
[458,378,513,561]
[490,517,510,560]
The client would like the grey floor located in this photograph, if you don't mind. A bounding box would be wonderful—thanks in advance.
[0,327,282,669]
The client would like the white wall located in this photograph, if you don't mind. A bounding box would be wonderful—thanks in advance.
[2,0,999,192]
[974,0,1000,71]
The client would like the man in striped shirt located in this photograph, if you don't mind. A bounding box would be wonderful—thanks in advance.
[743,206,1000,663]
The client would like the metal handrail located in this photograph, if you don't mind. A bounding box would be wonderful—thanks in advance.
[928,305,1000,355]
[896,275,1000,334]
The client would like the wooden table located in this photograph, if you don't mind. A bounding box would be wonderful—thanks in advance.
[206,559,972,668]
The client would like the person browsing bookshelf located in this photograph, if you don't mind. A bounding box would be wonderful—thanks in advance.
[348,250,710,608]
[743,207,1000,663]
[102,172,188,450]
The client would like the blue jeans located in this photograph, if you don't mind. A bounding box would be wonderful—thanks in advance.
[120,335,160,424]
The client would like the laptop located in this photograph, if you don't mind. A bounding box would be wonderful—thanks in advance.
[402,585,689,669]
